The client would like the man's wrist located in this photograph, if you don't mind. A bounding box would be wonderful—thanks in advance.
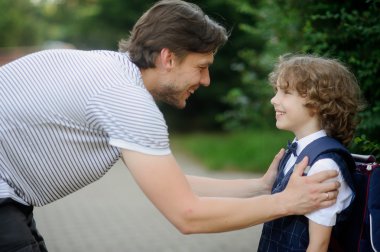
[260,177,273,194]
[273,192,292,217]
[249,178,272,197]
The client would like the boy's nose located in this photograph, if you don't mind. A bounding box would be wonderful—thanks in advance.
[270,95,277,105]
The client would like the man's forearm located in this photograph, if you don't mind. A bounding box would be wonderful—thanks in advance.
[186,175,271,198]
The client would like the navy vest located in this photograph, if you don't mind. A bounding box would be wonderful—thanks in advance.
[258,136,356,252]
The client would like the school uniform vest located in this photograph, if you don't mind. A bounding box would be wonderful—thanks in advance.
[258,136,356,252]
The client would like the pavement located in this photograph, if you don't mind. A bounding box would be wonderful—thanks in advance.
[34,152,263,252]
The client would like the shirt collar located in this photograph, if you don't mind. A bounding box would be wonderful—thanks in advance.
[122,52,146,89]
[293,130,327,156]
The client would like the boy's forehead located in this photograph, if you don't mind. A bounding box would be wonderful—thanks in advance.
[276,79,293,89]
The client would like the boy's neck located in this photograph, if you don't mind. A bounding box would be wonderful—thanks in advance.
[295,128,324,141]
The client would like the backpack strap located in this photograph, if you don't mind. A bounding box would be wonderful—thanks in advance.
[295,136,355,174]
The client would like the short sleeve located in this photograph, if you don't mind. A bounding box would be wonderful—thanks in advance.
[305,158,353,226]
[86,83,171,155]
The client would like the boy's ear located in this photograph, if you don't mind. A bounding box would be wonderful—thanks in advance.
[309,106,319,117]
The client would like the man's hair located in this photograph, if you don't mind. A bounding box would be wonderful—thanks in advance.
[119,0,228,69]
[269,54,365,146]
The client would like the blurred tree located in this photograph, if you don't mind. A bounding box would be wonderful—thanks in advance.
[221,0,380,156]
[298,0,380,156]
[3,0,378,157]
[216,0,304,130]
[0,0,45,47]
[176,0,271,131]
[61,0,155,49]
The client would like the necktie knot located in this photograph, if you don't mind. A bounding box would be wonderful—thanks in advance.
[287,141,298,156]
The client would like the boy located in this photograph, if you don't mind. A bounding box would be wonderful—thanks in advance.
[258,54,363,252]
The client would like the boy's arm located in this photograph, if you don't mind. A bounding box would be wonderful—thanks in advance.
[307,220,332,252]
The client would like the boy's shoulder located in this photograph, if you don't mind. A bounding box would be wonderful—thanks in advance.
[298,136,352,165]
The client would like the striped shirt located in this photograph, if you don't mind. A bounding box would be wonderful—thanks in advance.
[0,49,170,206]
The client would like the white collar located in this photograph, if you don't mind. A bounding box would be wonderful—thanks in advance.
[293,130,327,156]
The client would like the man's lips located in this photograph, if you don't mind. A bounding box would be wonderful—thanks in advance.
[186,86,198,98]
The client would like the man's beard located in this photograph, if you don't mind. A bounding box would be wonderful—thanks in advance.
[150,84,185,109]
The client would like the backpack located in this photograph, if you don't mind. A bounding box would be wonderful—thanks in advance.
[296,136,380,252]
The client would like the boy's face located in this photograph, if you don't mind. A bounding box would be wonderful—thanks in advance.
[270,81,320,139]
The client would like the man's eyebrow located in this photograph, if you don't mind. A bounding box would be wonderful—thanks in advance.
[199,62,213,67]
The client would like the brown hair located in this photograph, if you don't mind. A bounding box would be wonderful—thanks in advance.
[269,54,365,146]
[119,0,228,69]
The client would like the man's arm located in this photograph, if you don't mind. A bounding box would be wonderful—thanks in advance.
[121,149,339,234]
[185,149,284,198]
[307,220,332,252]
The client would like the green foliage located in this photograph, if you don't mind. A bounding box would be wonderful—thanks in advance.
[0,0,45,47]
[216,0,306,131]
[161,0,268,131]
[296,0,380,156]
[2,0,379,158]
[352,135,380,159]
[219,0,380,156]
[171,129,293,172]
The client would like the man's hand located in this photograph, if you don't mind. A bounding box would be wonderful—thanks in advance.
[261,149,285,193]
[281,157,340,215]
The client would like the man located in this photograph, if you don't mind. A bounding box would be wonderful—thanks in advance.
[0,1,340,251]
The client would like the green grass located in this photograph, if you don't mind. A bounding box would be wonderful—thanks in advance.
[171,129,293,173]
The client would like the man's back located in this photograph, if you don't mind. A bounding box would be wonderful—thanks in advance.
[0,49,167,206]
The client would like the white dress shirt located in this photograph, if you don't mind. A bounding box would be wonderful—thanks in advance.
[284,130,353,226]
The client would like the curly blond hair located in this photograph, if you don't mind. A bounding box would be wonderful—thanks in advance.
[269,54,365,146]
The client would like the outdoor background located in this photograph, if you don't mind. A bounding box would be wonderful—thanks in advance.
[1,0,379,173]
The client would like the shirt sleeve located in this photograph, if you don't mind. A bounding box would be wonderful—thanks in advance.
[86,83,171,155]
[305,158,353,226]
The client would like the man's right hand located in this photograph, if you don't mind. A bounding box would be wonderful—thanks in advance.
[281,156,340,215]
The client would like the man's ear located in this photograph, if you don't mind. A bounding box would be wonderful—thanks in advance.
[159,48,174,70]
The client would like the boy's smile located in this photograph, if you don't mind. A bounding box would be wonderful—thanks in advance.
[271,82,320,139]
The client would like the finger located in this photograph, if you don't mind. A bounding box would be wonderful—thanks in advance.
[319,199,338,208]
[307,169,339,183]
[293,156,309,176]
[274,148,285,162]
[268,148,285,170]
[326,190,338,200]
[321,181,341,193]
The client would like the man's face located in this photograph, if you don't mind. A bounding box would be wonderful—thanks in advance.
[151,52,214,109]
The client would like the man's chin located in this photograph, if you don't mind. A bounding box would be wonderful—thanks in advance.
[174,101,186,109]
[158,99,186,109]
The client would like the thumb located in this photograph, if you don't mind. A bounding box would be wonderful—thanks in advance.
[293,156,309,176]
[275,148,285,161]
[269,148,285,169]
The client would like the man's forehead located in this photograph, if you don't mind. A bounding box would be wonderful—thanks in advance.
[185,52,214,64]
